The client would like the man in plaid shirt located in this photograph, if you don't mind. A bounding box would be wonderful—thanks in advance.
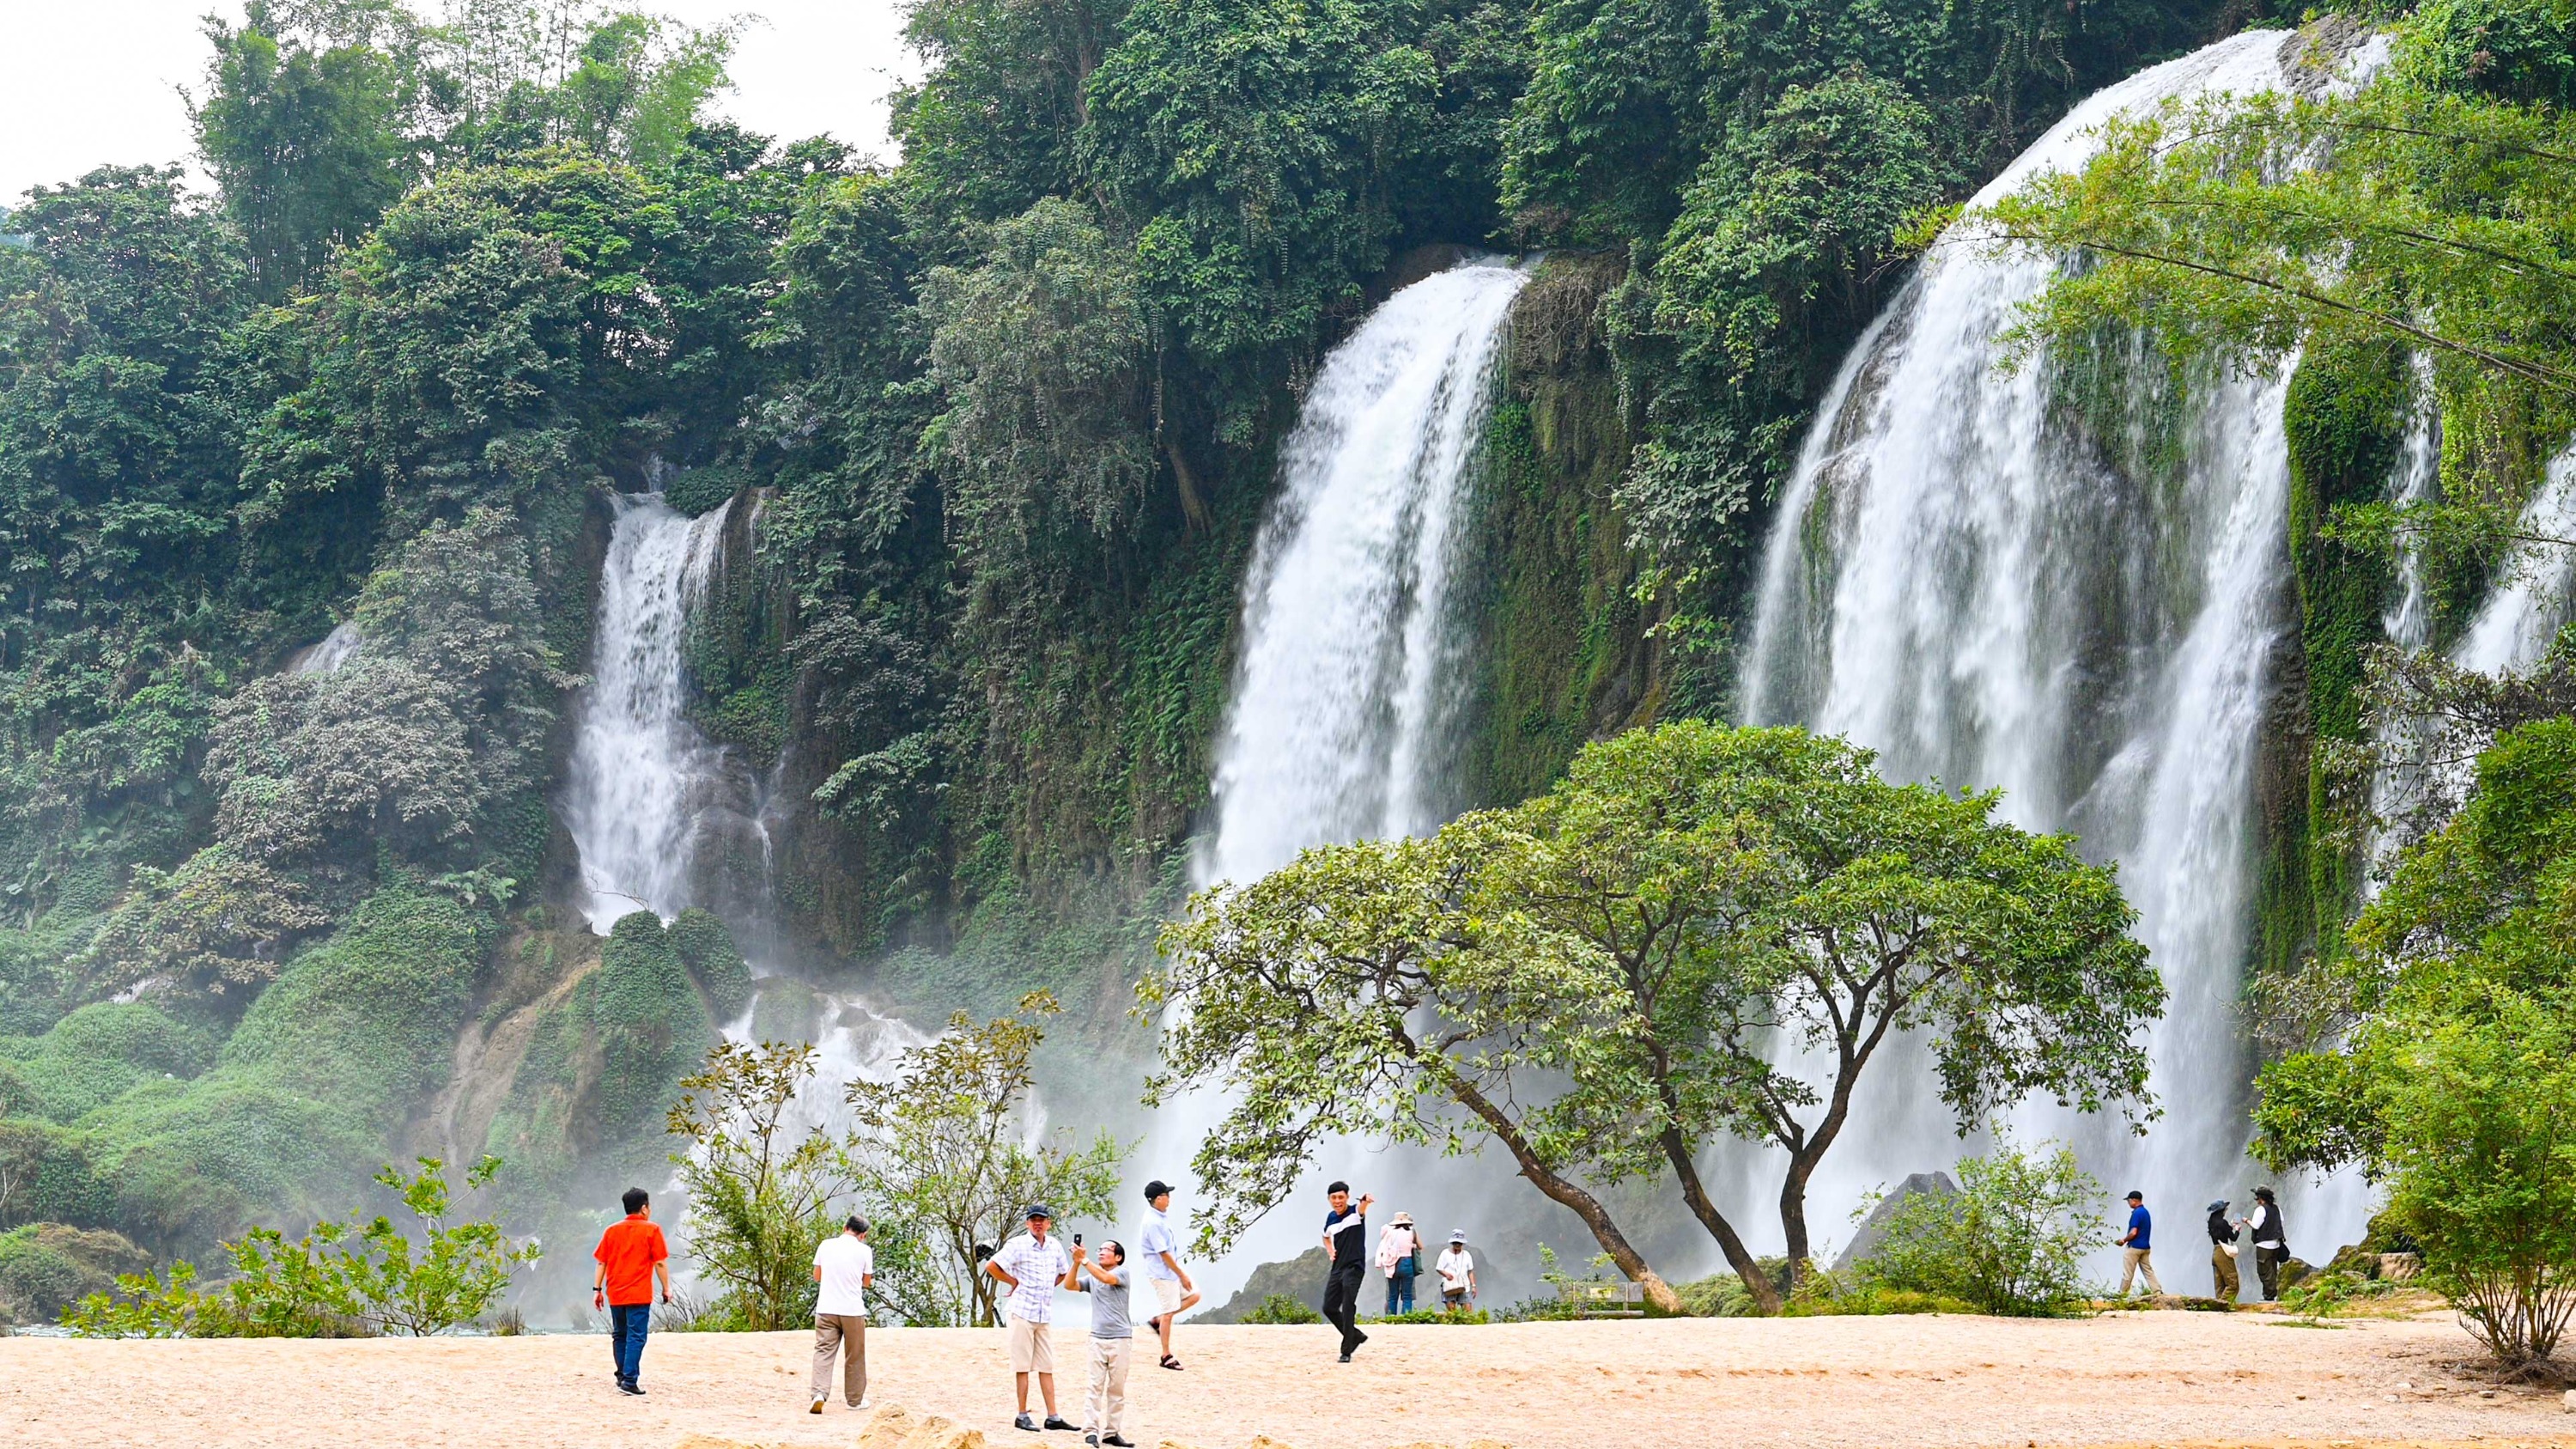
[984,1203,1078,1432]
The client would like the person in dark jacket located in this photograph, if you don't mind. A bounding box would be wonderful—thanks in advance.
[2245,1186,2289,1300]
[2206,1199,2240,1301]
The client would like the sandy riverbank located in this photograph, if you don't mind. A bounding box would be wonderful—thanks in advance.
[3,1311,2571,1448]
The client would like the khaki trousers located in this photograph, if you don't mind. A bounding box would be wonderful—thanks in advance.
[2211,1245,2241,1301]
[2118,1247,2163,1297]
[1084,1336,1131,1436]
[812,1313,867,1405]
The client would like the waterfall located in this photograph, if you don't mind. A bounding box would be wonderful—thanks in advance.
[2454,445,2576,674]
[1157,257,1526,1291]
[1740,30,2379,1255]
[1200,259,1531,886]
[562,492,738,932]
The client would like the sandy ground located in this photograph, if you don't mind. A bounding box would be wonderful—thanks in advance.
[3,1311,2573,1449]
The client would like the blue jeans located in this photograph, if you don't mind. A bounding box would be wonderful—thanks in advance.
[1384,1266,1415,1315]
[610,1303,651,1383]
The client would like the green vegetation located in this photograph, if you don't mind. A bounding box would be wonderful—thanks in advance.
[844,992,1123,1326]
[1153,722,2157,1316]
[1855,1140,2103,1318]
[664,1040,850,1330]
[64,1156,538,1337]
[1240,1293,1326,1325]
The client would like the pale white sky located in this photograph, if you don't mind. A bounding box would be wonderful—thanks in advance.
[0,0,916,206]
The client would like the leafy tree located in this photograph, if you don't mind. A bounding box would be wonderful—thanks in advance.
[1151,722,2158,1314]
[1857,1137,2101,1316]
[2257,720,2576,1373]
[196,3,425,301]
[843,991,1122,1325]
[665,1039,854,1330]
[1973,18,2576,566]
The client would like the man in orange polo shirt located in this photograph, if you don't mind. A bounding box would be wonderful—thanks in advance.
[592,1186,673,1396]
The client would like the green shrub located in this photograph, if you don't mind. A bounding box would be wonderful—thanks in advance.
[0,1117,116,1227]
[64,1157,538,1337]
[1242,1293,1323,1324]
[1859,1139,2102,1317]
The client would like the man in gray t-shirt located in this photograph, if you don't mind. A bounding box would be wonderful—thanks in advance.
[1072,1242,1136,1447]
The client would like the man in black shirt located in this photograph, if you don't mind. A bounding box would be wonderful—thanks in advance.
[1319,1180,1374,1362]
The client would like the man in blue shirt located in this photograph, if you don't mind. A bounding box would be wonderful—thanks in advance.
[2117,1190,2164,1298]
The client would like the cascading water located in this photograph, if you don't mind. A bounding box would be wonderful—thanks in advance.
[564,492,738,932]
[1200,259,1531,885]
[1158,258,1528,1288]
[2455,445,2576,674]
[1740,30,2377,1258]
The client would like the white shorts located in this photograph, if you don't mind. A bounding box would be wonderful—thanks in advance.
[1007,1315,1054,1373]
[1151,1276,1185,1316]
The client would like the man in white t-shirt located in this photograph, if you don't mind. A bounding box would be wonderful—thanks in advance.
[810,1215,875,1413]
[1434,1231,1477,1311]
[1135,1179,1200,1371]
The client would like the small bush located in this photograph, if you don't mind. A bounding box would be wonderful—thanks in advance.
[64,1156,538,1337]
[1859,1137,2101,1317]
[1242,1293,1323,1324]
[1372,1306,1490,1324]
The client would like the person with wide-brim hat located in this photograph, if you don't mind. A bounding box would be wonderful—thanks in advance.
[1375,1211,1422,1316]
[2205,1199,2241,1302]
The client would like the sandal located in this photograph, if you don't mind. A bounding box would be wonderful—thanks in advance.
[1160,1355,1183,1371]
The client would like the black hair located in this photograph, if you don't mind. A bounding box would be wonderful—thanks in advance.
[1099,1239,1126,1262]
[622,1186,649,1215]
[1327,1179,1349,1195]
[847,1215,869,1235]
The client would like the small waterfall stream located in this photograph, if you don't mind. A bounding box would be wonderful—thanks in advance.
[562,490,921,1179]
[563,492,737,931]
[1740,31,2369,1260]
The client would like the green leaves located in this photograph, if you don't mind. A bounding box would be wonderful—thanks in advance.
[62,1154,537,1337]
[1153,721,2158,1290]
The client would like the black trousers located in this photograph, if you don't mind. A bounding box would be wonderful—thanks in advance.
[1321,1269,1366,1349]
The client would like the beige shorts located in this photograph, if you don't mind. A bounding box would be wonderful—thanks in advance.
[1151,1275,1185,1316]
[1007,1314,1054,1373]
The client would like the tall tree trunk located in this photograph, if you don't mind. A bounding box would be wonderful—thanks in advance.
[1443,1072,1682,1315]
[1661,1126,1782,1313]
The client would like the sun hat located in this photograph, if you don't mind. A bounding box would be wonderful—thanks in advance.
[1392,1211,1413,1227]
[2207,1199,2230,1212]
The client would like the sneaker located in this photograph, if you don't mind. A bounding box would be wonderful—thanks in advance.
[617,1380,645,1397]
[1043,1417,1077,1431]
[1103,1436,1136,1446]
[1016,1414,1041,1433]
[1337,1351,1352,1363]
[811,1399,827,1416]
[854,1398,871,1409]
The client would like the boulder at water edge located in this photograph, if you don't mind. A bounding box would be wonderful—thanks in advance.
[1832,1172,1958,1275]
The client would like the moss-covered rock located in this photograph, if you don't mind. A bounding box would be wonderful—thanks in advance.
[0,1003,215,1123]
[86,884,490,1249]
[0,1221,152,1325]
[669,908,753,1022]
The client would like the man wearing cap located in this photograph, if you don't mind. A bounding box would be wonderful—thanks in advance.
[1136,1179,1200,1371]
[984,1203,1078,1433]
[2206,1198,2241,1302]
[2116,1190,2163,1298]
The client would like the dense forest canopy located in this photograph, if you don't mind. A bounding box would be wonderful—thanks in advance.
[1,0,2572,1339]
